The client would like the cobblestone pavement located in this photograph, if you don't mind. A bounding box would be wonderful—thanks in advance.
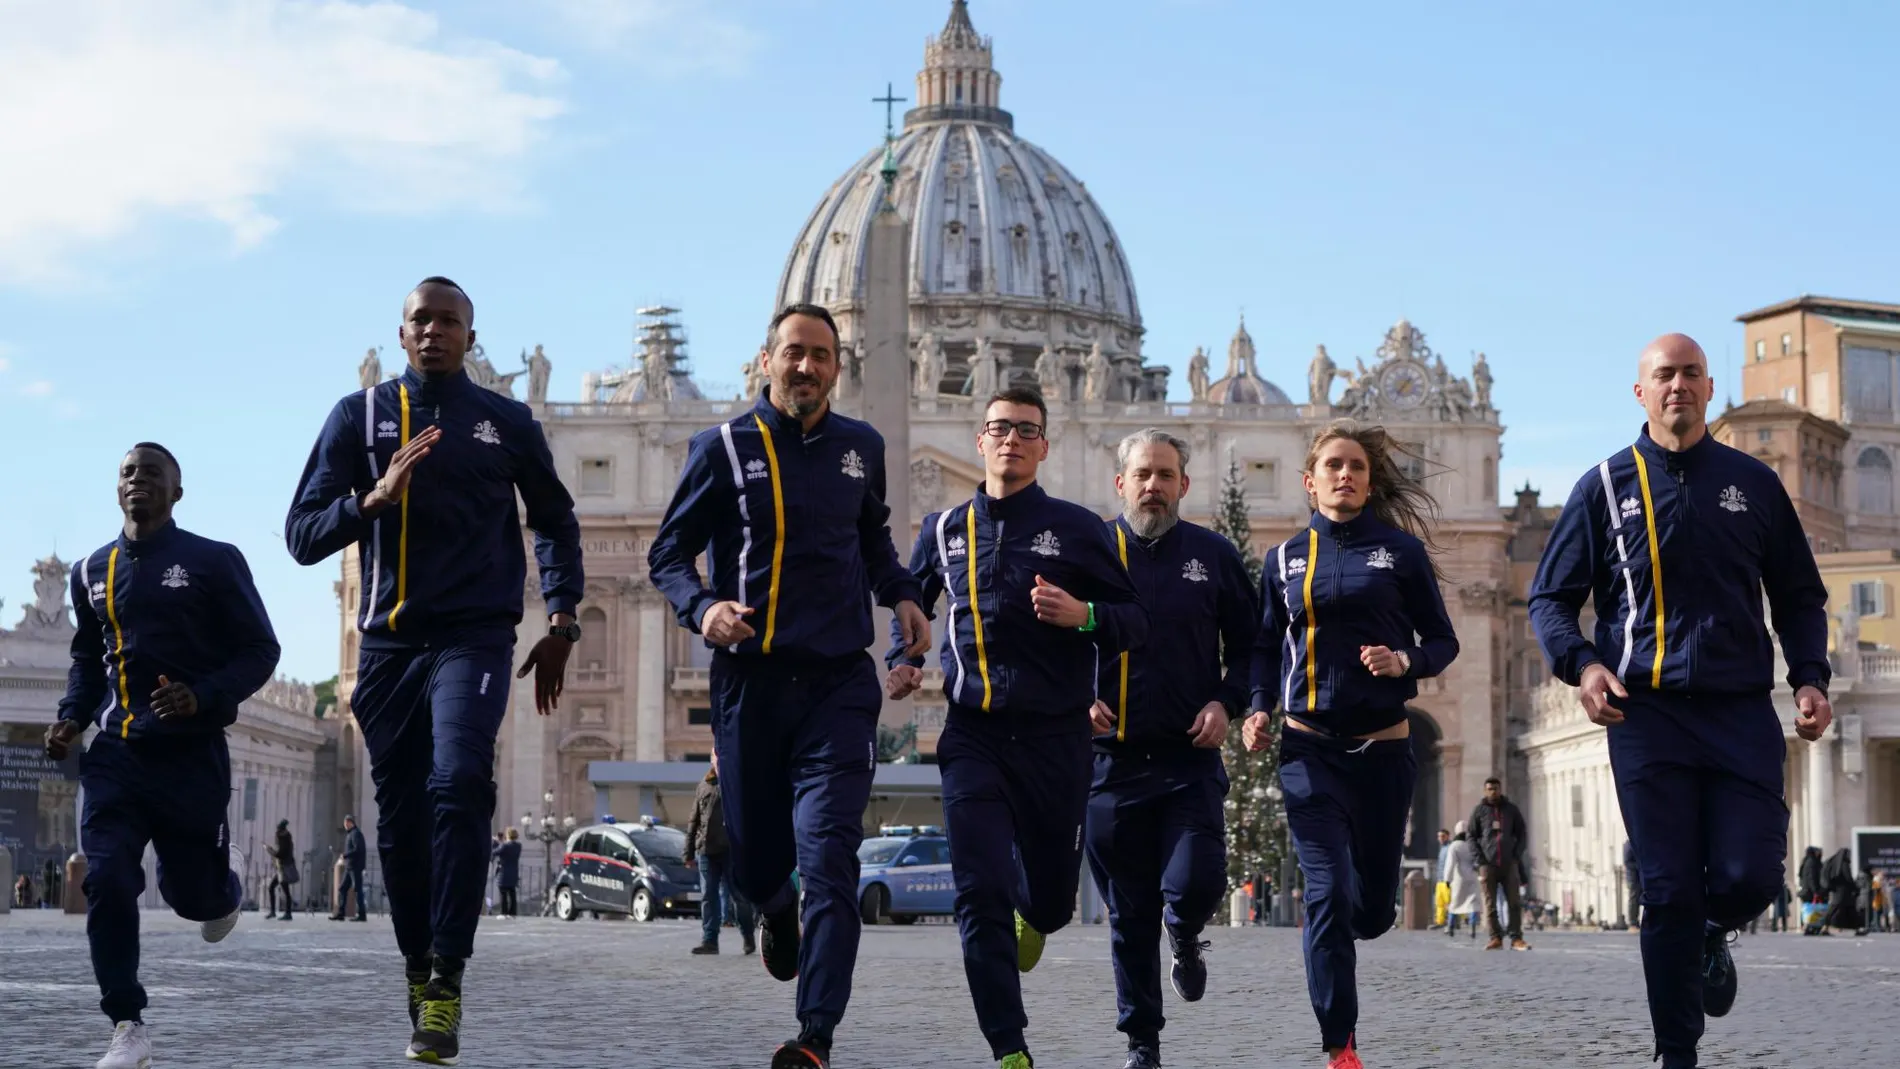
[3,909,1895,1067]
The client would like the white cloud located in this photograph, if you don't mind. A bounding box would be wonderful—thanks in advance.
[0,0,568,285]
[19,380,54,398]
[534,0,758,75]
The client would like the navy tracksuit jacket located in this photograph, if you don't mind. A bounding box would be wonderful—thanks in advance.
[894,481,1146,1060]
[1528,427,1829,1068]
[59,521,281,1023]
[1085,517,1258,1048]
[1253,510,1458,1051]
[648,393,918,1042]
[286,364,584,963]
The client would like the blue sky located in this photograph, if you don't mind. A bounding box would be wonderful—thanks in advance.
[3,0,1898,683]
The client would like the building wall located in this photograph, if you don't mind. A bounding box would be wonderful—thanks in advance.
[1817,551,1900,649]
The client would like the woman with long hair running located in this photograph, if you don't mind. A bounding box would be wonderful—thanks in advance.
[1242,421,1459,1068]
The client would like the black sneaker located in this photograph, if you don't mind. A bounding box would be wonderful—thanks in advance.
[1167,929,1209,1002]
[691,942,719,955]
[407,963,463,1065]
[771,1037,830,1068]
[403,955,432,1030]
[1123,1042,1161,1068]
[759,906,800,982]
[743,938,757,956]
[1702,926,1738,1018]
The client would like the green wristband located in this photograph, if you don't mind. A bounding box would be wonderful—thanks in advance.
[1078,602,1098,633]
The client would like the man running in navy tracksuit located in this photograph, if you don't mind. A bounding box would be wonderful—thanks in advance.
[649,303,929,1069]
[287,277,584,1065]
[886,387,1147,1069]
[1529,333,1832,1069]
[1084,428,1257,1069]
[45,443,280,1069]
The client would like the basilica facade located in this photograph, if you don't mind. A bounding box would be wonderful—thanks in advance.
[323,1,1513,868]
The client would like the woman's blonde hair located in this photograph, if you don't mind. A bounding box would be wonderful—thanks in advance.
[1303,420,1447,578]
[505,826,519,841]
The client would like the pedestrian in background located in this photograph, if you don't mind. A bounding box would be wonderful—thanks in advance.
[267,820,299,920]
[1624,839,1643,931]
[493,828,522,918]
[1446,823,1479,939]
[1468,778,1530,950]
[1431,829,1452,929]
[332,814,368,921]
[686,751,756,955]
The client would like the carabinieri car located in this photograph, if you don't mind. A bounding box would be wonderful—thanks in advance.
[856,825,953,924]
[552,816,699,922]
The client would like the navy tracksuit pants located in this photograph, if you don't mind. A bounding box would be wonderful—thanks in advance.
[1083,746,1229,1049]
[1609,690,1787,1069]
[1279,727,1417,1051]
[710,650,879,1043]
[80,733,240,1023]
[938,709,1094,1060]
[351,637,514,963]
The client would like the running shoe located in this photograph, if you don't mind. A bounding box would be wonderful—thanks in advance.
[95,1021,151,1069]
[406,978,463,1064]
[999,1052,1034,1069]
[1167,929,1209,1001]
[1123,1043,1161,1068]
[1702,926,1738,1018]
[1015,912,1045,973]
[404,955,433,1029]
[760,906,801,981]
[771,1038,830,1068]
[1326,1035,1362,1069]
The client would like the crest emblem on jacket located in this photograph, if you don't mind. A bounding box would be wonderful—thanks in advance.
[161,565,190,589]
[473,420,501,445]
[1619,496,1641,521]
[1182,558,1210,583]
[1031,531,1061,558]
[946,534,967,558]
[745,458,769,481]
[1719,486,1748,513]
[841,449,865,479]
[1366,547,1396,570]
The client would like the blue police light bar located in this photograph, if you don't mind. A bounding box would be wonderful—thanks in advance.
[601,814,617,824]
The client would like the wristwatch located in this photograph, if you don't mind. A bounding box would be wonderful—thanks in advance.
[549,622,582,643]
[1394,649,1411,676]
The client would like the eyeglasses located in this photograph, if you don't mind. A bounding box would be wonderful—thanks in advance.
[982,419,1044,440]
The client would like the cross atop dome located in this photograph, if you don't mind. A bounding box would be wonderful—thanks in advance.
[909,0,1012,132]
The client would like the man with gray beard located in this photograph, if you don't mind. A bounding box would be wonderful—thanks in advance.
[1084,429,1260,1069]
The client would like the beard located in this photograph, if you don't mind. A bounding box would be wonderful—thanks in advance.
[1125,500,1178,540]
[776,375,831,417]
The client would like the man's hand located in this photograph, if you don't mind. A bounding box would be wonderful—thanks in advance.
[1188,702,1229,748]
[44,720,81,761]
[683,856,698,871]
[1031,575,1088,628]
[1578,663,1628,726]
[885,664,924,701]
[1794,685,1833,742]
[894,600,932,659]
[1090,699,1116,736]
[361,425,441,516]
[1242,710,1275,752]
[152,675,199,720]
[516,619,574,716]
[699,601,757,646]
[1359,645,1406,678]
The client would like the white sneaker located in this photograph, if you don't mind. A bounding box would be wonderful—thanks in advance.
[96,1020,151,1069]
[201,843,244,943]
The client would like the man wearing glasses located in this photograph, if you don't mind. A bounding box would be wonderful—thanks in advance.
[887,386,1147,1069]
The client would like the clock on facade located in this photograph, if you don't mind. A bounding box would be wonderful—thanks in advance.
[1379,361,1429,408]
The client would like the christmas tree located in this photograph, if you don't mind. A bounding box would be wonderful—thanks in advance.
[1211,449,1288,906]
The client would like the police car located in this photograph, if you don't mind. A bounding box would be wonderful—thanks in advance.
[857,825,953,924]
[552,816,700,923]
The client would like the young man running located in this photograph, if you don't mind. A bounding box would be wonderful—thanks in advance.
[649,302,928,1068]
[887,387,1147,1069]
[1085,428,1258,1069]
[46,443,279,1069]
[287,277,584,1064]
[1529,333,1831,1069]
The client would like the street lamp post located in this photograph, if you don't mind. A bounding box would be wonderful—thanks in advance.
[519,790,576,914]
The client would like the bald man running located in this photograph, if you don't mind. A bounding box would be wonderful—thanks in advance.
[1529,334,1831,1069]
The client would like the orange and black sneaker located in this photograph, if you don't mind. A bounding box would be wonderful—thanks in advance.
[771,1038,829,1069]
[1326,1036,1363,1069]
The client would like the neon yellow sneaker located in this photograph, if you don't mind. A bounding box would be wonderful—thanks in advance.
[1014,912,1045,973]
[406,983,462,1064]
[999,1052,1034,1069]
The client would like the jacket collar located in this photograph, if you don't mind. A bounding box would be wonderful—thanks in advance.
[399,364,474,404]
[974,480,1048,522]
[1633,423,1716,469]
[117,520,179,557]
[1310,509,1377,543]
[753,389,831,438]
[1115,513,1184,555]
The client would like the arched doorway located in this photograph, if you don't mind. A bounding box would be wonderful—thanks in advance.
[1405,709,1443,861]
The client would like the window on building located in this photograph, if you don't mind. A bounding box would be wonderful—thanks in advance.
[243,778,258,822]
[1754,339,1766,362]
[1781,333,1792,357]
[1845,348,1894,420]
[688,706,712,726]
[1853,580,1886,618]
[578,607,608,670]
[579,458,612,496]
[1395,441,1427,481]
[1783,386,1799,404]
[1757,428,1773,444]
[1570,784,1584,828]
[1244,460,1278,498]
[1858,447,1893,516]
